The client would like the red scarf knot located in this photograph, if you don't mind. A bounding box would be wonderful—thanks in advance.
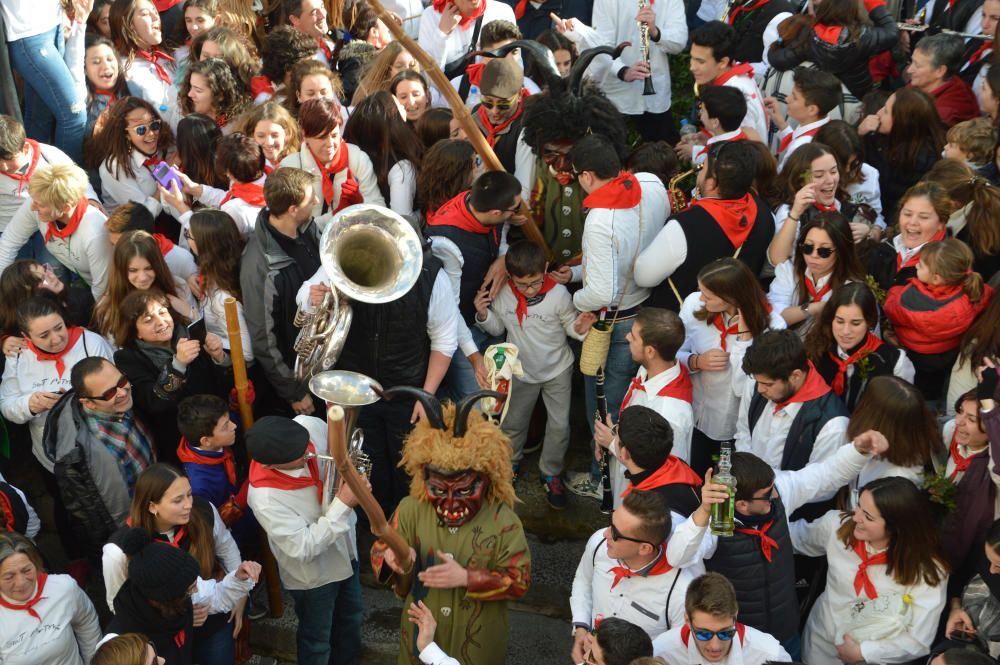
[135,49,175,85]
[777,125,822,154]
[477,94,525,147]
[814,23,844,44]
[583,171,642,210]
[735,520,779,562]
[896,227,947,272]
[622,455,702,498]
[94,88,118,104]
[948,429,981,480]
[177,437,238,486]
[427,192,497,240]
[691,193,758,249]
[432,0,487,29]
[221,181,266,208]
[772,362,830,415]
[0,573,48,622]
[250,75,275,98]
[45,198,89,243]
[152,233,174,257]
[608,545,672,588]
[510,275,557,326]
[24,326,84,378]
[308,143,363,214]
[0,139,41,196]
[828,332,881,395]
[620,365,693,414]
[852,540,888,599]
[805,274,832,303]
[712,314,740,351]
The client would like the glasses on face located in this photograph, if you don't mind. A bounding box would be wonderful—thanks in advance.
[501,204,520,214]
[480,95,519,111]
[609,521,655,547]
[86,374,130,402]
[691,626,738,642]
[799,243,834,259]
[512,276,544,290]
[131,120,162,136]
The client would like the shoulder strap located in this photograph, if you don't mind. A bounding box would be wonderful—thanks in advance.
[748,388,767,433]
[458,72,472,102]
[468,15,485,54]
[592,537,607,567]
[664,568,682,630]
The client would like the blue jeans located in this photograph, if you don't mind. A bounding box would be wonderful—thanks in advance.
[439,325,499,403]
[193,617,235,665]
[583,318,638,480]
[288,561,363,665]
[7,25,86,163]
[781,632,802,661]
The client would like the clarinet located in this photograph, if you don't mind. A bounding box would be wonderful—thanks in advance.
[596,368,614,514]
[638,0,656,96]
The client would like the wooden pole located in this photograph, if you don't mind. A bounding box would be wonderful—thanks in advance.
[366,0,555,262]
[223,297,284,619]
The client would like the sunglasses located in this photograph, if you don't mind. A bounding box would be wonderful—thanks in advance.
[480,96,519,111]
[691,626,738,642]
[85,374,130,401]
[799,243,834,259]
[131,120,162,136]
[609,521,654,547]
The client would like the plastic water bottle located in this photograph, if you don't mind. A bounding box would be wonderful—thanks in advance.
[467,85,481,108]
[679,118,698,137]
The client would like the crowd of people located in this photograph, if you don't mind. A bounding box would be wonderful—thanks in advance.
[1,0,1000,663]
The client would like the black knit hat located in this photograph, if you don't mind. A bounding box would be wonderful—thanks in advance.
[246,416,309,465]
[120,528,199,602]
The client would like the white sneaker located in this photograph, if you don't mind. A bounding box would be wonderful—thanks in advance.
[566,471,602,500]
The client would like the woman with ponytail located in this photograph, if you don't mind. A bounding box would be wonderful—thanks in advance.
[884,239,993,401]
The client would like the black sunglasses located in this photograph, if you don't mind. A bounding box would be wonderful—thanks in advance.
[799,243,834,259]
[610,521,655,547]
[84,374,130,401]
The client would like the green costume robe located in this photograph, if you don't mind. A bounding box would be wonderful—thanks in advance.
[508,158,587,265]
[378,496,531,665]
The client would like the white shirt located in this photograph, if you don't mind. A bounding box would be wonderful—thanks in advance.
[767,261,835,314]
[417,0,516,67]
[791,510,948,664]
[0,141,97,233]
[388,160,416,216]
[775,117,830,169]
[428,234,491,357]
[573,173,668,312]
[219,177,267,237]
[101,502,243,611]
[693,128,747,166]
[124,56,179,131]
[163,243,198,283]
[653,623,791,665]
[845,163,885,229]
[99,150,163,216]
[247,415,358,591]
[202,288,254,362]
[0,200,112,298]
[0,0,61,41]
[0,330,113,470]
[571,528,691,639]
[0,574,101,665]
[942,418,990,482]
[677,292,787,441]
[591,0,687,114]
[475,281,585,383]
[279,143,386,228]
[720,72,769,143]
[382,0,423,37]
[734,376,849,470]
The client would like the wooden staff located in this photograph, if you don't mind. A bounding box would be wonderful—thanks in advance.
[366,0,555,262]
[224,297,284,618]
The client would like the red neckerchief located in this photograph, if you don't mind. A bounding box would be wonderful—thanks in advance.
[250,75,275,98]
[828,332,881,395]
[622,455,702,498]
[712,314,740,351]
[813,201,838,213]
[896,227,947,271]
[778,123,824,154]
[0,573,48,622]
[316,37,333,61]
[94,88,118,105]
[695,130,748,162]
[682,623,746,647]
[135,49,175,85]
[735,519,779,562]
[174,629,186,648]
[513,0,530,18]
[221,181,266,207]
[948,429,974,480]
[427,192,497,242]
[44,198,88,243]
[608,545,671,589]
[152,233,173,257]
[691,193,758,248]
[142,155,163,170]
[852,540,888,599]
[24,326,84,378]
[510,275,556,326]
[308,143,363,214]
[772,362,830,415]
[249,442,323,504]
[177,437,237,485]
[215,114,228,128]
[805,274,832,302]
[814,23,844,44]
[620,365,694,413]
[0,490,15,532]
[465,62,486,86]
[432,0,487,29]
[583,171,642,210]
[477,96,525,147]
[712,62,754,86]
[728,0,768,22]
[0,138,41,196]
[159,526,187,548]
[969,42,994,64]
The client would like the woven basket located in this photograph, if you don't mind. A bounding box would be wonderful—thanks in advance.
[580,322,613,376]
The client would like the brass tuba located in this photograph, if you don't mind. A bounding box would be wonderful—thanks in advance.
[668,166,701,213]
[293,204,424,382]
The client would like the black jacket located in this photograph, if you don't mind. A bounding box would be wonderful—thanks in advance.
[769,6,898,99]
[863,134,940,226]
[108,581,194,665]
[731,0,797,64]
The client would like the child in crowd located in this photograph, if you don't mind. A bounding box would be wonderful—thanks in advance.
[884,239,993,402]
[765,67,843,169]
[82,34,129,139]
[473,239,590,508]
[942,117,995,170]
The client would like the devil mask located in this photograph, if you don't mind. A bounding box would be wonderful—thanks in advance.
[424,466,489,528]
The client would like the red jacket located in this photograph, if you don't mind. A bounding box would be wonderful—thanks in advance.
[926,76,980,126]
[884,278,992,354]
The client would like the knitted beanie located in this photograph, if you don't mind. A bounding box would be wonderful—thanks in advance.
[120,528,200,602]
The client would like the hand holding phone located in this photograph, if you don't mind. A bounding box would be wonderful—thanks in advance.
[152,162,184,192]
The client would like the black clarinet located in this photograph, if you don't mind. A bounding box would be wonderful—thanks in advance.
[595,368,614,514]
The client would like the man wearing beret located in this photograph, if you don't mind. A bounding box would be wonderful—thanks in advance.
[246,415,364,665]
[473,57,527,173]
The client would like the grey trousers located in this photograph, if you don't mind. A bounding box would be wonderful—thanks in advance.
[501,364,573,477]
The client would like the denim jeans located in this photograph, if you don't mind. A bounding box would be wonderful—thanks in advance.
[439,325,500,403]
[7,25,86,163]
[193,616,235,665]
[583,318,638,480]
[288,561,363,665]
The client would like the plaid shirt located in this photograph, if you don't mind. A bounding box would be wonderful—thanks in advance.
[83,407,154,490]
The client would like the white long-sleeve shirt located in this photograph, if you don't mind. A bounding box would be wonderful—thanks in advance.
[163,243,198,283]
[846,163,886,229]
[0,142,98,234]
[0,574,101,665]
[388,160,416,216]
[571,528,691,640]
[428,235,489,358]
[0,329,113,470]
[279,143,386,228]
[417,0,516,67]
[775,117,831,169]
[591,0,687,114]
[766,261,835,314]
[720,71,769,143]
[0,0,60,41]
[202,288,254,362]
[99,150,163,216]
[653,622,791,665]
[0,200,112,298]
[677,292,786,441]
[475,281,585,383]
[734,376,849,470]
[124,56,179,131]
[791,510,948,664]
[573,173,668,313]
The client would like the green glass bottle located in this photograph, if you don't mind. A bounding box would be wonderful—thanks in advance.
[710,442,737,537]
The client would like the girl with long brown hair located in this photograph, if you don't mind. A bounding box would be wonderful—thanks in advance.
[416,138,476,217]
[178,58,251,131]
[350,41,420,106]
[110,0,180,125]
[678,257,786,475]
[793,476,948,664]
[806,283,914,412]
[240,101,300,168]
[813,120,885,233]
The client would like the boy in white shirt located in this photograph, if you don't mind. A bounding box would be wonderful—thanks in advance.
[474,239,592,507]
[764,67,842,168]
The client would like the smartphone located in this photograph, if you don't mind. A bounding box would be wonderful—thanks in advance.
[187,318,207,344]
[152,162,184,192]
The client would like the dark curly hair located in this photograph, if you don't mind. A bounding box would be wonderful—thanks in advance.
[259,25,316,87]
[520,82,627,159]
[178,57,251,124]
[417,139,475,215]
